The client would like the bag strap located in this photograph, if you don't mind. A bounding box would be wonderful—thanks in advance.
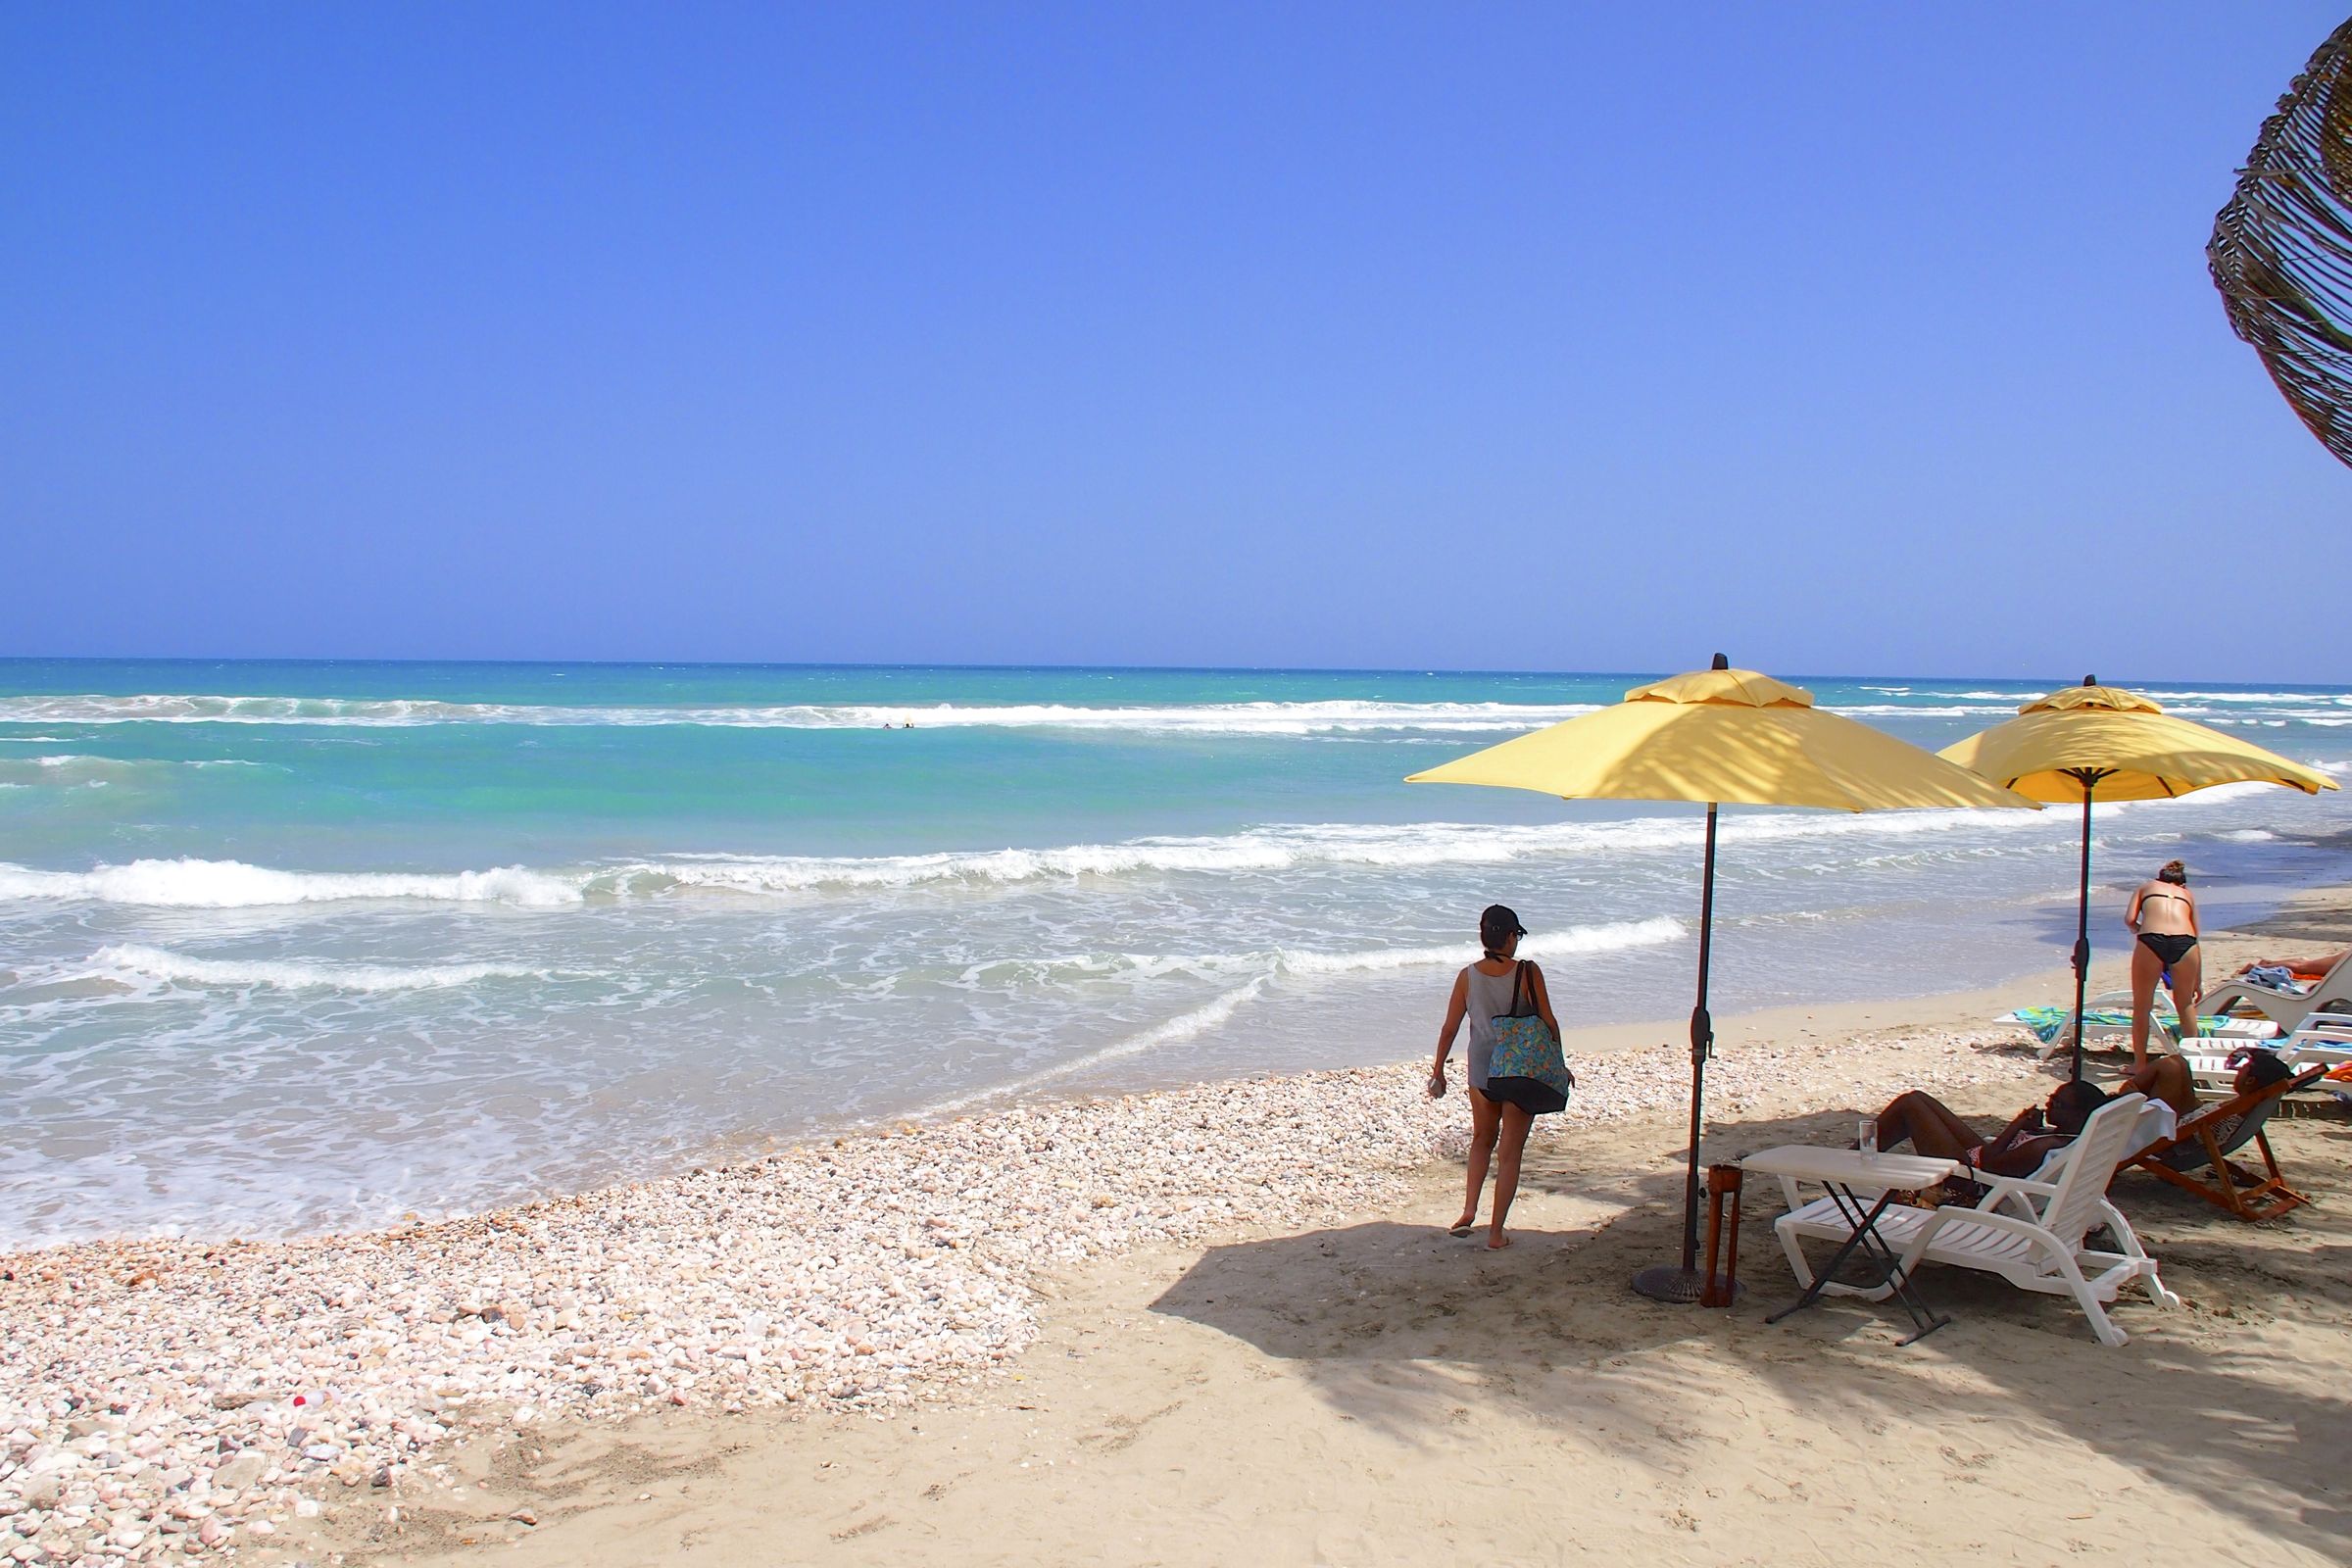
[1509,959,1527,1015]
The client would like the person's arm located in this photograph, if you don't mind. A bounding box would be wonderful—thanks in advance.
[1525,961,1561,1042]
[2186,892,2199,938]
[1973,1131,2070,1178]
[1431,970,1469,1094]
[1986,1102,2041,1148]
[2124,885,2146,932]
[2252,951,2343,974]
[1969,1100,2065,1176]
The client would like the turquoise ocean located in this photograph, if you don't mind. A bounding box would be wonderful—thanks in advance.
[5,660,2349,1248]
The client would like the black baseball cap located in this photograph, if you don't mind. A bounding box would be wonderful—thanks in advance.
[1479,905,1527,947]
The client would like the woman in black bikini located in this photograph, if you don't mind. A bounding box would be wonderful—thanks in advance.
[2126,859,2200,1068]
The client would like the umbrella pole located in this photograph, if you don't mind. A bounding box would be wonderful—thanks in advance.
[1633,802,1725,1304]
[2071,779,2092,1081]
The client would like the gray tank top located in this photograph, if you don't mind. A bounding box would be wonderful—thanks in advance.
[1461,961,1527,1091]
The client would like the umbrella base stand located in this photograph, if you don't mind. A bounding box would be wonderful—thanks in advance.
[1636,1165,1747,1305]
[1631,1266,1744,1305]
[1632,1264,1736,1304]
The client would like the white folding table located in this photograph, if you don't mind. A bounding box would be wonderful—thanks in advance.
[1741,1145,1959,1344]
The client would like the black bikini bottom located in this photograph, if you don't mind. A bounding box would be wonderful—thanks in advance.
[2138,932,2198,965]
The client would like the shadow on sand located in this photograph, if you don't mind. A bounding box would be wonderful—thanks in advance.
[1150,1100,2352,1555]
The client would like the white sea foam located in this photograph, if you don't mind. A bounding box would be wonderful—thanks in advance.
[1859,687,2038,702]
[0,755,137,779]
[2139,689,2352,705]
[12,688,2344,736]
[0,693,1595,735]
[0,858,582,908]
[602,811,2047,896]
[916,980,1274,1118]
[954,918,1686,989]
[914,918,1686,1116]
[0,808,2063,909]
[70,945,552,993]
[2183,780,2311,806]
[0,754,265,784]
[0,784,2302,913]
[1855,686,2352,713]
[1272,918,1684,975]
[1821,704,2025,717]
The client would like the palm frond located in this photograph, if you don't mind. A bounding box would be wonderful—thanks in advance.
[2211,17,2352,467]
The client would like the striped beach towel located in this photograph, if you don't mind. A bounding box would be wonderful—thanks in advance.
[2000,1006,2267,1045]
[2004,1006,2140,1044]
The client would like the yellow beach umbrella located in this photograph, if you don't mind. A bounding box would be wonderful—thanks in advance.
[1941,677,2336,1078]
[1408,657,2037,1304]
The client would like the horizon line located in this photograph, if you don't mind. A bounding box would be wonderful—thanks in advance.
[0,654,2335,692]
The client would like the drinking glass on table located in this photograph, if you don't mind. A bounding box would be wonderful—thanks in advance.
[1858,1115,1879,1159]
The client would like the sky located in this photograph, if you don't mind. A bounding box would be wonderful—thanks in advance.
[4,3,2347,680]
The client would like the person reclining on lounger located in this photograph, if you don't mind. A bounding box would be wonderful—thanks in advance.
[2242,949,2345,981]
[2160,1049,2299,1184]
[2116,1053,2199,1116]
[1866,1079,2113,1181]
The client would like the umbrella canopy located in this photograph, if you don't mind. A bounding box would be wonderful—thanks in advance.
[1939,683,2337,801]
[1940,679,2336,1078]
[1408,660,2037,1303]
[1410,664,2039,811]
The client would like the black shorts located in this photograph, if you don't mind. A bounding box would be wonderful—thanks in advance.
[2138,931,2198,965]
[1480,1076,1569,1115]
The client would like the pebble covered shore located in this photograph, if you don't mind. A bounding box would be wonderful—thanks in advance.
[0,1022,2039,1564]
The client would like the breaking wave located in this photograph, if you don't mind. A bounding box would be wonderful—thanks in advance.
[0,810,2065,909]
[66,945,552,994]
[0,693,1594,736]
[0,858,581,908]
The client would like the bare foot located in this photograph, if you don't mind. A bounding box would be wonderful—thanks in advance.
[1486,1232,1512,1250]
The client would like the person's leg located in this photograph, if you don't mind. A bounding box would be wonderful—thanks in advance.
[2130,937,2164,1064]
[1454,1089,1500,1232]
[2169,946,2203,1044]
[2148,1054,2196,1114]
[1487,1103,1536,1249]
[1876,1090,1983,1161]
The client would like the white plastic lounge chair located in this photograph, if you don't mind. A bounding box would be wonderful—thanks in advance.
[2281,1009,2352,1057]
[1772,1095,2178,1347]
[2198,950,2352,1032]
[2174,1016,2352,1098]
[2001,1004,2271,1064]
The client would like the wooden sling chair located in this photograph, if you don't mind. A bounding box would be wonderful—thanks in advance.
[2127,1066,2328,1221]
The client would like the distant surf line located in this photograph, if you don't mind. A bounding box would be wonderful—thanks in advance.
[0,808,2074,909]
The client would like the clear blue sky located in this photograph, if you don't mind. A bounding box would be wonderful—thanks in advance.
[5,3,2345,679]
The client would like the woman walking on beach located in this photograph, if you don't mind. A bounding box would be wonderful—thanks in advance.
[1429,905,1562,1250]
[2127,860,2201,1066]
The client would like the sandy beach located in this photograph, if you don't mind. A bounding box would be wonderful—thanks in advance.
[4,905,2348,1567]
